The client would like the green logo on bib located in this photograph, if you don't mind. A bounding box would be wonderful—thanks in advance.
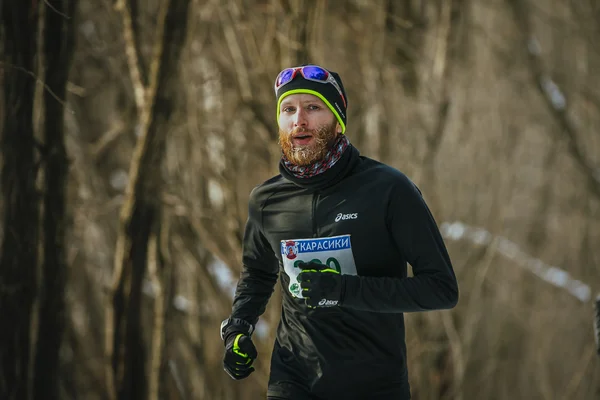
[290,282,301,297]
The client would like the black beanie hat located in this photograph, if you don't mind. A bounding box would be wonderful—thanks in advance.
[275,66,348,133]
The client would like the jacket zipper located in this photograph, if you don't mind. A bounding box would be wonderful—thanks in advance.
[311,192,319,237]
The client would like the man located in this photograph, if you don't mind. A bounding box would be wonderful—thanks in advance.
[220,65,459,400]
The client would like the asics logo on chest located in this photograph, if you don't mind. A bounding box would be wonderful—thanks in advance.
[335,212,358,222]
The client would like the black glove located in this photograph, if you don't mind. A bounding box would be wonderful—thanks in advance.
[223,332,258,380]
[221,317,257,380]
[297,261,343,308]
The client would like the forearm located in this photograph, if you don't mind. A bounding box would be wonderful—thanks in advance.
[230,265,278,325]
[369,176,459,313]
[341,272,458,313]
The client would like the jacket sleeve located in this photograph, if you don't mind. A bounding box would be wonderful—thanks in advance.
[229,187,279,327]
[342,175,459,313]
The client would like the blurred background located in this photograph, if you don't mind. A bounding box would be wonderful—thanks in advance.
[1,0,600,399]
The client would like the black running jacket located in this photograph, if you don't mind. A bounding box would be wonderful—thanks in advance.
[228,144,458,400]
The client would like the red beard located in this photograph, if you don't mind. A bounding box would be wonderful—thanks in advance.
[279,120,338,166]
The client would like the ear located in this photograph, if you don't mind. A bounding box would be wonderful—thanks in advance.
[336,122,342,134]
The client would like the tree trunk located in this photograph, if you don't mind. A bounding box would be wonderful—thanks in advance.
[104,0,191,399]
[0,1,40,399]
[33,1,78,399]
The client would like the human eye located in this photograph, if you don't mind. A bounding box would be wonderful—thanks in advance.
[282,106,295,113]
[307,104,320,111]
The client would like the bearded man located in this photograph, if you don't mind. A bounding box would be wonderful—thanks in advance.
[220,65,459,400]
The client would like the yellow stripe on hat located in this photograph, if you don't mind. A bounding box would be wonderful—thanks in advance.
[276,89,346,134]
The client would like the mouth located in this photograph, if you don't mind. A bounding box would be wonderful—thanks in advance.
[291,133,314,146]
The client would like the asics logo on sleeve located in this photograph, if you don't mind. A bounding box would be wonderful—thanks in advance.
[335,213,358,222]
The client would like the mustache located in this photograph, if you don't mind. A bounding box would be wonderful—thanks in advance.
[290,126,315,135]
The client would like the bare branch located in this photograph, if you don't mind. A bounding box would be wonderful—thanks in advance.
[147,229,164,400]
[218,4,253,101]
[43,0,71,19]
[91,121,124,158]
[0,62,73,113]
[508,0,600,199]
[114,0,146,113]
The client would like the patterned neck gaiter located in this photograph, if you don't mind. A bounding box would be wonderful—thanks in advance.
[281,135,350,179]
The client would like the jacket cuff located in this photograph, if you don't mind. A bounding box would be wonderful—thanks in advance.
[220,317,255,341]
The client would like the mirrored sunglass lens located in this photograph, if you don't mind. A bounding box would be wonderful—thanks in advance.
[302,66,328,81]
[277,69,294,86]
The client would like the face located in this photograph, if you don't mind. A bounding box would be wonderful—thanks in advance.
[278,93,342,166]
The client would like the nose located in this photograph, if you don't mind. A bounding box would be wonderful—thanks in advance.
[293,107,307,127]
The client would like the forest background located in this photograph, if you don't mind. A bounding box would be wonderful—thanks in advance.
[1,0,600,399]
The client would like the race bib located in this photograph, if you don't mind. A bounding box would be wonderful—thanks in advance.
[280,234,357,298]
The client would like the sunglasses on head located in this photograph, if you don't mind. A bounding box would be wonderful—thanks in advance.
[274,65,347,108]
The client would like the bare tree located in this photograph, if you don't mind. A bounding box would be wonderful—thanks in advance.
[33,2,78,399]
[0,2,40,399]
[104,0,192,399]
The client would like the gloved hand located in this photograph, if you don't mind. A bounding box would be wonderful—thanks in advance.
[223,332,258,380]
[297,261,343,308]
